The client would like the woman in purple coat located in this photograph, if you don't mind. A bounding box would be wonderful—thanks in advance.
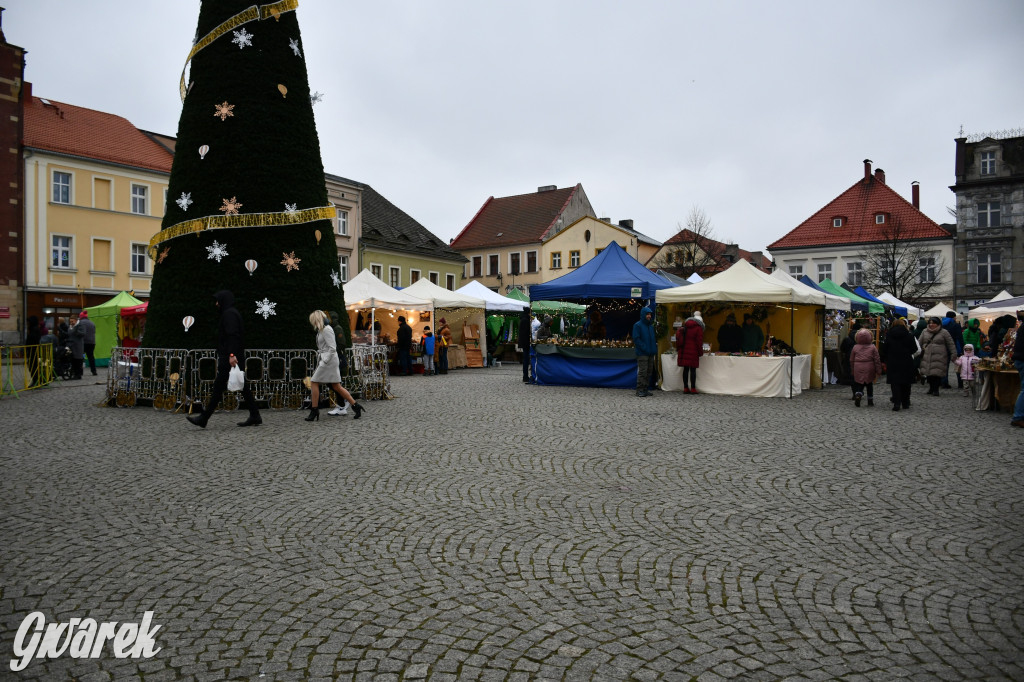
[849,328,882,407]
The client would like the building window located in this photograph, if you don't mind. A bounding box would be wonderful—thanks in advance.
[980,151,996,176]
[389,266,400,288]
[446,274,455,290]
[52,235,72,268]
[429,271,439,285]
[918,256,936,284]
[526,250,537,273]
[551,252,562,269]
[52,171,71,204]
[130,244,148,274]
[875,214,885,224]
[788,264,803,277]
[570,250,581,268]
[339,255,349,282]
[410,269,420,284]
[977,201,1001,228]
[817,263,832,282]
[336,209,349,235]
[488,254,499,276]
[832,217,843,228]
[131,184,148,215]
[846,262,864,286]
[509,252,521,275]
[370,263,383,279]
[472,256,482,278]
[977,252,1001,284]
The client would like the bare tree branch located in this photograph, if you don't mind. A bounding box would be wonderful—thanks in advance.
[647,206,723,277]
[859,216,946,304]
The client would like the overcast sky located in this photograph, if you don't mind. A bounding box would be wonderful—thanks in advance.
[7,1,1024,255]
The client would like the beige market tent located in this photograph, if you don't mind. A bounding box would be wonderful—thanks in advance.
[921,301,955,319]
[343,269,431,344]
[656,259,827,390]
[404,279,489,366]
[770,269,851,310]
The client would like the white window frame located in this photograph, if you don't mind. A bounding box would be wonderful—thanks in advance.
[816,262,832,283]
[389,266,401,288]
[570,250,581,268]
[526,250,538,273]
[508,251,522,276]
[788,264,803,277]
[339,255,349,282]
[551,252,561,269]
[918,255,936,284]
[428,271,439,285]
[977,201,1001,228]
[51,234,73,269]
[370,263,383,280]
[130,243,149,275]
[980,151,996,176]
[410,268,421,284]
[846,261,864,287]
[446,274,455,290]
[52,171,71,204]
[131,183,149,215]
[977,252,1001,284]
[832,218,842,227]
[488,253,500,276]
[336,208,349,236]
[875,214,885,224]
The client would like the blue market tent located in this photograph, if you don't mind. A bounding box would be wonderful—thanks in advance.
[800,275,868,312]
[530,243,675,301]
[854,287,906,317]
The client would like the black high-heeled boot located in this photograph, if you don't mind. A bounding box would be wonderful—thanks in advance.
[304,407,320,422]
[352,403,365,419]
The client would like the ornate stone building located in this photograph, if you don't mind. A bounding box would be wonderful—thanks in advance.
[950,131,1024,310]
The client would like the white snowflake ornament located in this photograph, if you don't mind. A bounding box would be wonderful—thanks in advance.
[284,203,297,214]
[232,28,253,49]
[310,91,324,105]
[206,240,229,263]
[289,38,302,57]
[330,270,341,288]
[255,298,277,319]
[176,192,193,211]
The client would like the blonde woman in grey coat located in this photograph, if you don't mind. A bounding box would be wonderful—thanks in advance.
[919,317,956,397]
[305,310,364,421]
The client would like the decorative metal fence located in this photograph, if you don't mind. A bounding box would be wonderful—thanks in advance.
[104,346,391,411]
[1,344,55,398]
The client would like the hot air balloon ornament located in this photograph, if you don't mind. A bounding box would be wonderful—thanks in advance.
[245,259,258,276]
[182,315,195,333]
[199,145,209,160]
[277,84,288,98]
[314,229,321,244]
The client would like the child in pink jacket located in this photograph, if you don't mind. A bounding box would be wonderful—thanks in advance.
[954,343,981,397]
[850,328,882,407]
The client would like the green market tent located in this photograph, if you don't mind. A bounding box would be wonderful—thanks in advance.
[84,291,143,366]
[505,288,529,303]
[816,279,884,314]
[504,287,586,335]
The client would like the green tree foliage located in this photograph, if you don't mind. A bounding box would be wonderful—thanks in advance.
[144,0,348,350]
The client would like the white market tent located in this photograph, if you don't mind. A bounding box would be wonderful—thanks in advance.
[987,289,1015,303]
[686,272,704,283]
[771,269,851,310]
[404,278,489,365]
[656,259,827,391]
[877,292,922,320]
[922,301,956,319]
[344,269,432,344]
[455,280,528,312]
[968,294,1024,320]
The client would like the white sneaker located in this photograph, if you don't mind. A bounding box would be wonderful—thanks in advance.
[327,406,348,416]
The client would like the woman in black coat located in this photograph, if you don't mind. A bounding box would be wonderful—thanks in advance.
[882,319,918,412]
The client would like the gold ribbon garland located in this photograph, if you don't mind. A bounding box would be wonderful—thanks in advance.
[179,0,300,101]
[149,205,334,260]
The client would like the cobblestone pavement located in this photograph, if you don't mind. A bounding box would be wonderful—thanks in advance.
[2,367,1023,681]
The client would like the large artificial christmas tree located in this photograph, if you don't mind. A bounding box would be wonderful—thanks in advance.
[144,0,347,350]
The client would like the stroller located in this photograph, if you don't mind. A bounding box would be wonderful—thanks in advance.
[53,343,74,380]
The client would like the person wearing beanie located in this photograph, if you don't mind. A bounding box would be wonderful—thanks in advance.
[882,317,917,411]
[632,305,658,397]
[717,312,743,353]
[919,316,956,396]
[741,313,765,353]
[676,311,705,394]
[396,315,413,376]
[420,326,436,375]
[437,318,451,375]
[76,310,98,376]
[954,344,981,398]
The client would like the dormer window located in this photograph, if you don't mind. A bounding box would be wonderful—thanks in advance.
[832,217,844,227]
[980,151,996,176]
[875,214,886,224]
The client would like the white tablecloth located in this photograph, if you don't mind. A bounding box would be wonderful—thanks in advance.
[661,353,811,397]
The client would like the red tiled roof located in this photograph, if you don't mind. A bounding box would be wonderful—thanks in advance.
[24,96,173,173]
[769,174,950,250]
[656,228,772,273]
[450,185,579,249]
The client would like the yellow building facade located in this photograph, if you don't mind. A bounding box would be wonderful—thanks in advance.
[542,216,661,280]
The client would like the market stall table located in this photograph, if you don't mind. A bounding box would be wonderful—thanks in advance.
[660,353,811,397]
[974,368,1020,413]
[532,344,639,388]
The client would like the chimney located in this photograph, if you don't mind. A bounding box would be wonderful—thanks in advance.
[864,159,872,182]
[537,185,556,193]
[723,244,739,264]
[618,219,634,230]
[874,168,886,184]
[911,181,920,209]
[749,251,764,269]
[954,137,967,182]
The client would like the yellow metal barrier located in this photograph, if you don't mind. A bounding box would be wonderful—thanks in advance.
[1,344,55,397]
